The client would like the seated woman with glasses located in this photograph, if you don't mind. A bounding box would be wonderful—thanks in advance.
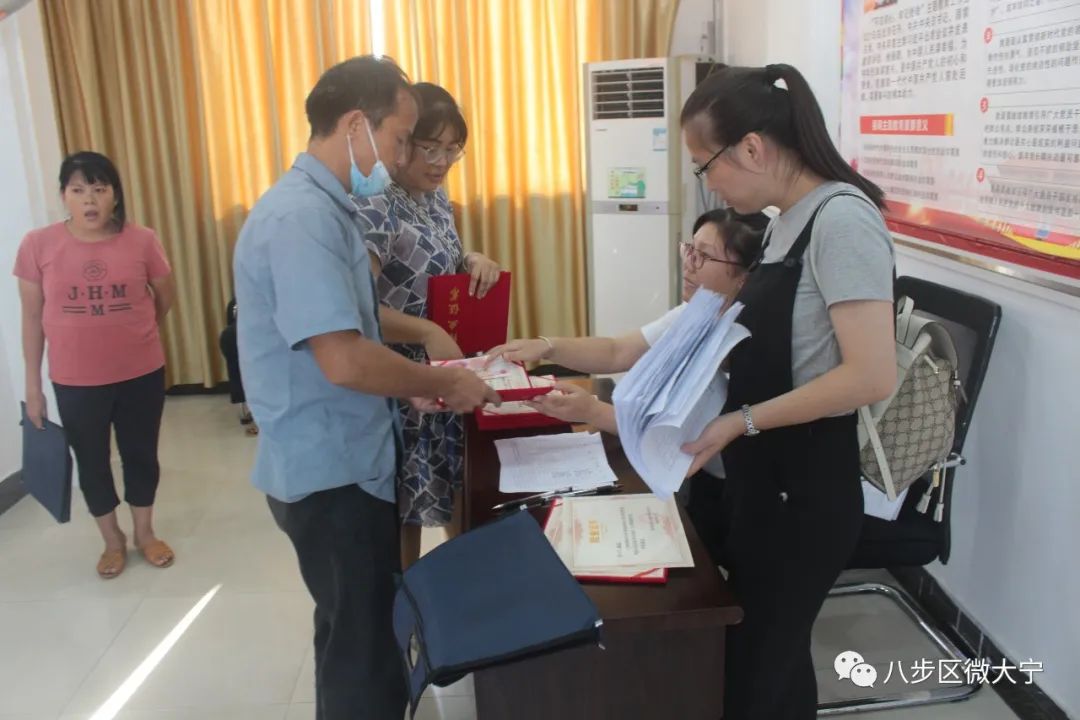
[487,208,768,433]
[352,82,501,568]
[488,208,766,552]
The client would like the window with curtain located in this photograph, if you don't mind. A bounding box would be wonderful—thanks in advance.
[377,0,679,342]
[40,0,372,387]
[40,0,678,387]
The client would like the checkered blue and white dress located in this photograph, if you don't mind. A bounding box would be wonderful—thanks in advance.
[352,183,466,527]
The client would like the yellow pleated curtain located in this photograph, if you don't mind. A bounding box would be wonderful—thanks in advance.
[39,0,677,386]
[380,0,679,341]
[39,0,372,387]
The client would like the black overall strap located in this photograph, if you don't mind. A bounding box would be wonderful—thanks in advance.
[748,190,878,272]
[781,189,900,314]
[782,191,870,265]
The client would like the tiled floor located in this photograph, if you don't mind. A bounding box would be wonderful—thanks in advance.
[0,395,1023,719]
[812,574,1023,718]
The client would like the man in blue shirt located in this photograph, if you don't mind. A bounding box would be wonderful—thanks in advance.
[234,56,497,720]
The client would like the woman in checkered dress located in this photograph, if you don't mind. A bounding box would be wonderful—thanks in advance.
[352,83,501,567]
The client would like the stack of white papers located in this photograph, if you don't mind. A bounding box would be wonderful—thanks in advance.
[495,431,618,493]
[613,289,750,499]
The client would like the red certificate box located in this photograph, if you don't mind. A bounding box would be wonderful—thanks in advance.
[474,407,568,431]
[472,374,568,431]
[428,272,511,356]
[860,114,954,136]
[430,357,555,401]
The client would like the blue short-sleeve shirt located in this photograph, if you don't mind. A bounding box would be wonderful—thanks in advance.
[233,153,399,503]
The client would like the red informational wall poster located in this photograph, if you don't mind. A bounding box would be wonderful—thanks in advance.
[841,0,1080,279]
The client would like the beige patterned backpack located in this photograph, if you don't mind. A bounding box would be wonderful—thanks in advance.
[857,296,962,503]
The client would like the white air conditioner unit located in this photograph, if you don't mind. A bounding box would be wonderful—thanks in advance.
[584,56,721,338]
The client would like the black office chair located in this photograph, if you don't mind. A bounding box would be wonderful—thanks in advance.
[819,276,1002,715]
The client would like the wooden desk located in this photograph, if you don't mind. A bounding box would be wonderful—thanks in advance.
[462,390,743,720]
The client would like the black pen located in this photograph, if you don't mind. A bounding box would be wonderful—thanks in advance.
[491,486,573,513]
[491,482,621,513]
[547,484,621,503]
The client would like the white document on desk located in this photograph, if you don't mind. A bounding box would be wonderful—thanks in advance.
[495,432,618,493]
[566,494,694,569]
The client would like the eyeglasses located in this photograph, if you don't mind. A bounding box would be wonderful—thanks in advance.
[692,145,728,178]
[413,143,465,165]
[679,241,743,271]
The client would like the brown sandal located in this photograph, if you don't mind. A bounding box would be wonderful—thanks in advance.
[138,539,175,568]
[97,548,127,579]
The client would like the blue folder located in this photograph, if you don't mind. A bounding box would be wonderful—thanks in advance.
[19,402,73,523]
[392,509,602,715]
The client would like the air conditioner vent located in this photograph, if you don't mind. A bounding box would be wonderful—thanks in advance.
[590,67,665,120]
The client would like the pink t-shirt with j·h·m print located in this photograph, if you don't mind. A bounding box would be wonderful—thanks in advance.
[13,221,172,386]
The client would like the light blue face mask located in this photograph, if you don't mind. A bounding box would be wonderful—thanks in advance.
[347,119,391,197]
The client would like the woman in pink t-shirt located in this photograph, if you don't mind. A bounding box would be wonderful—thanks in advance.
[15,152,177,579]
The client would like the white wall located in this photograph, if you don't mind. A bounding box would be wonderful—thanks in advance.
[670,0,843,142]
[669,0,716,56]
[0,0,64,478]
[677,0,1080,715]
[896,245,1080,717]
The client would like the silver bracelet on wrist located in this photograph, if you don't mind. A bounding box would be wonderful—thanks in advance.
[741,404,760,437]
[537,336,555,357]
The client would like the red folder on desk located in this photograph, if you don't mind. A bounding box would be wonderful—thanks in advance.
[428,272,511,356]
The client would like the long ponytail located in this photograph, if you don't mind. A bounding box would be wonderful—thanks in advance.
[681,64,886,210]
